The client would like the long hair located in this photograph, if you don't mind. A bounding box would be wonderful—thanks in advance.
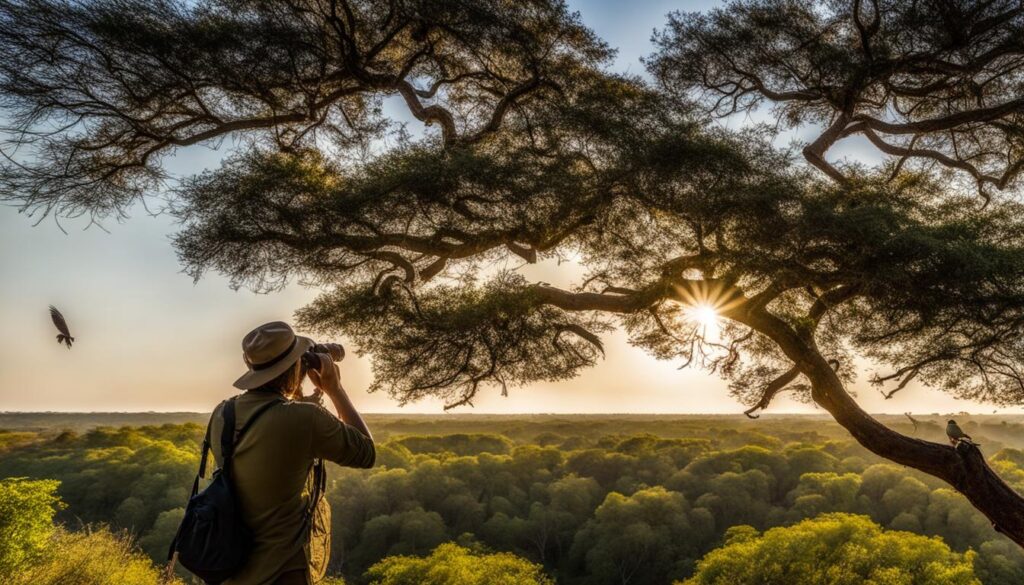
[253,360,304,398]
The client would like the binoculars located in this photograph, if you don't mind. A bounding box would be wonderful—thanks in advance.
[300,343,345,371]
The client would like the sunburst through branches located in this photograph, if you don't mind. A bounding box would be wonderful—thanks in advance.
[684,304,720,332]
[665,280,751,372]
[674,280,745,336]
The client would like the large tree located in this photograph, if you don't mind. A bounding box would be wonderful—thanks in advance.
[4,0,1024,550]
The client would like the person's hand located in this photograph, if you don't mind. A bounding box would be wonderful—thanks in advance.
[306,352,342,396]
[294,387,324,405]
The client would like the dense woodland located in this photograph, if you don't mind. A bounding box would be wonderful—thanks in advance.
[2,414,1023,584]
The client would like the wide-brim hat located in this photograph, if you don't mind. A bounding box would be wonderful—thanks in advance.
[233,321,314,390]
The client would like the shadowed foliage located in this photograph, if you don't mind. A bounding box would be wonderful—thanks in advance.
[649,0,1024,198]
[0,0,608,219]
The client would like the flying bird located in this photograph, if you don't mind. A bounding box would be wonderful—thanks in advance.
[49,305,75,349]
[946,420,978,446]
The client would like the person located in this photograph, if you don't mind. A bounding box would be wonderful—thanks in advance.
[207,321,375,585]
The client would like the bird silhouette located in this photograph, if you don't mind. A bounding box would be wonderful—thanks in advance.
[946,420,978,446]
[49,305,75,349]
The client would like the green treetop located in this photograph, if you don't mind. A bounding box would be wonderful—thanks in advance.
[365,542,554,585]
[0,478,62,577]
[680,513,981,585]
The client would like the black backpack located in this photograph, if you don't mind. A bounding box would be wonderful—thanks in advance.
[166,397,282,584]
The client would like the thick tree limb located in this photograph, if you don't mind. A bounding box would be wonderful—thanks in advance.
[729,298,1024,548]
[743,365,800,418]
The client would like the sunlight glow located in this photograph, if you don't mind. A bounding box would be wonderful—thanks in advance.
[686,304,720,329]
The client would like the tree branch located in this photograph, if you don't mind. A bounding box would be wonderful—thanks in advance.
[743,365,800,418]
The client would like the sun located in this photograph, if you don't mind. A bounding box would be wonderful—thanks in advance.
[686,304,720,330]
[673,280,741,336]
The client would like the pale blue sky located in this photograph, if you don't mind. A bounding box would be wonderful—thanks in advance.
[0,0,1009,415]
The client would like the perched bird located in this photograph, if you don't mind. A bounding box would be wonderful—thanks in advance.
[49,305,75,349]
[946,420,977,446]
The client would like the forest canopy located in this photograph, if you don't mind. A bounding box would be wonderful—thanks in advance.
[2,415,1024,584]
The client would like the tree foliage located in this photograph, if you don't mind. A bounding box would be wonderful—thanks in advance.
[569,486,709,584]
[0,478,62,577]
[0,424,198,537]
[650,0,1024,197]
[0,0,608,219]
[366,542,554,585]
[6,416,1024,584]
[8,526,179,585]
[680,513,980,585]
[0,475,178,585]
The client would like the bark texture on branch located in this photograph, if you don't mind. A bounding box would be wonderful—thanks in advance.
[731,299,1024,547]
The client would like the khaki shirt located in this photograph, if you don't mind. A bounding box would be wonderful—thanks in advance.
[208,390,375,585]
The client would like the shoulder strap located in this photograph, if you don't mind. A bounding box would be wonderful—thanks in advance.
[302,458,328,531]
[219,398,238,465]
[197,404,219,479]
[237,397,285,440]
[189,404,222,498]
[169,401,229,563]
[221,396,284,468]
